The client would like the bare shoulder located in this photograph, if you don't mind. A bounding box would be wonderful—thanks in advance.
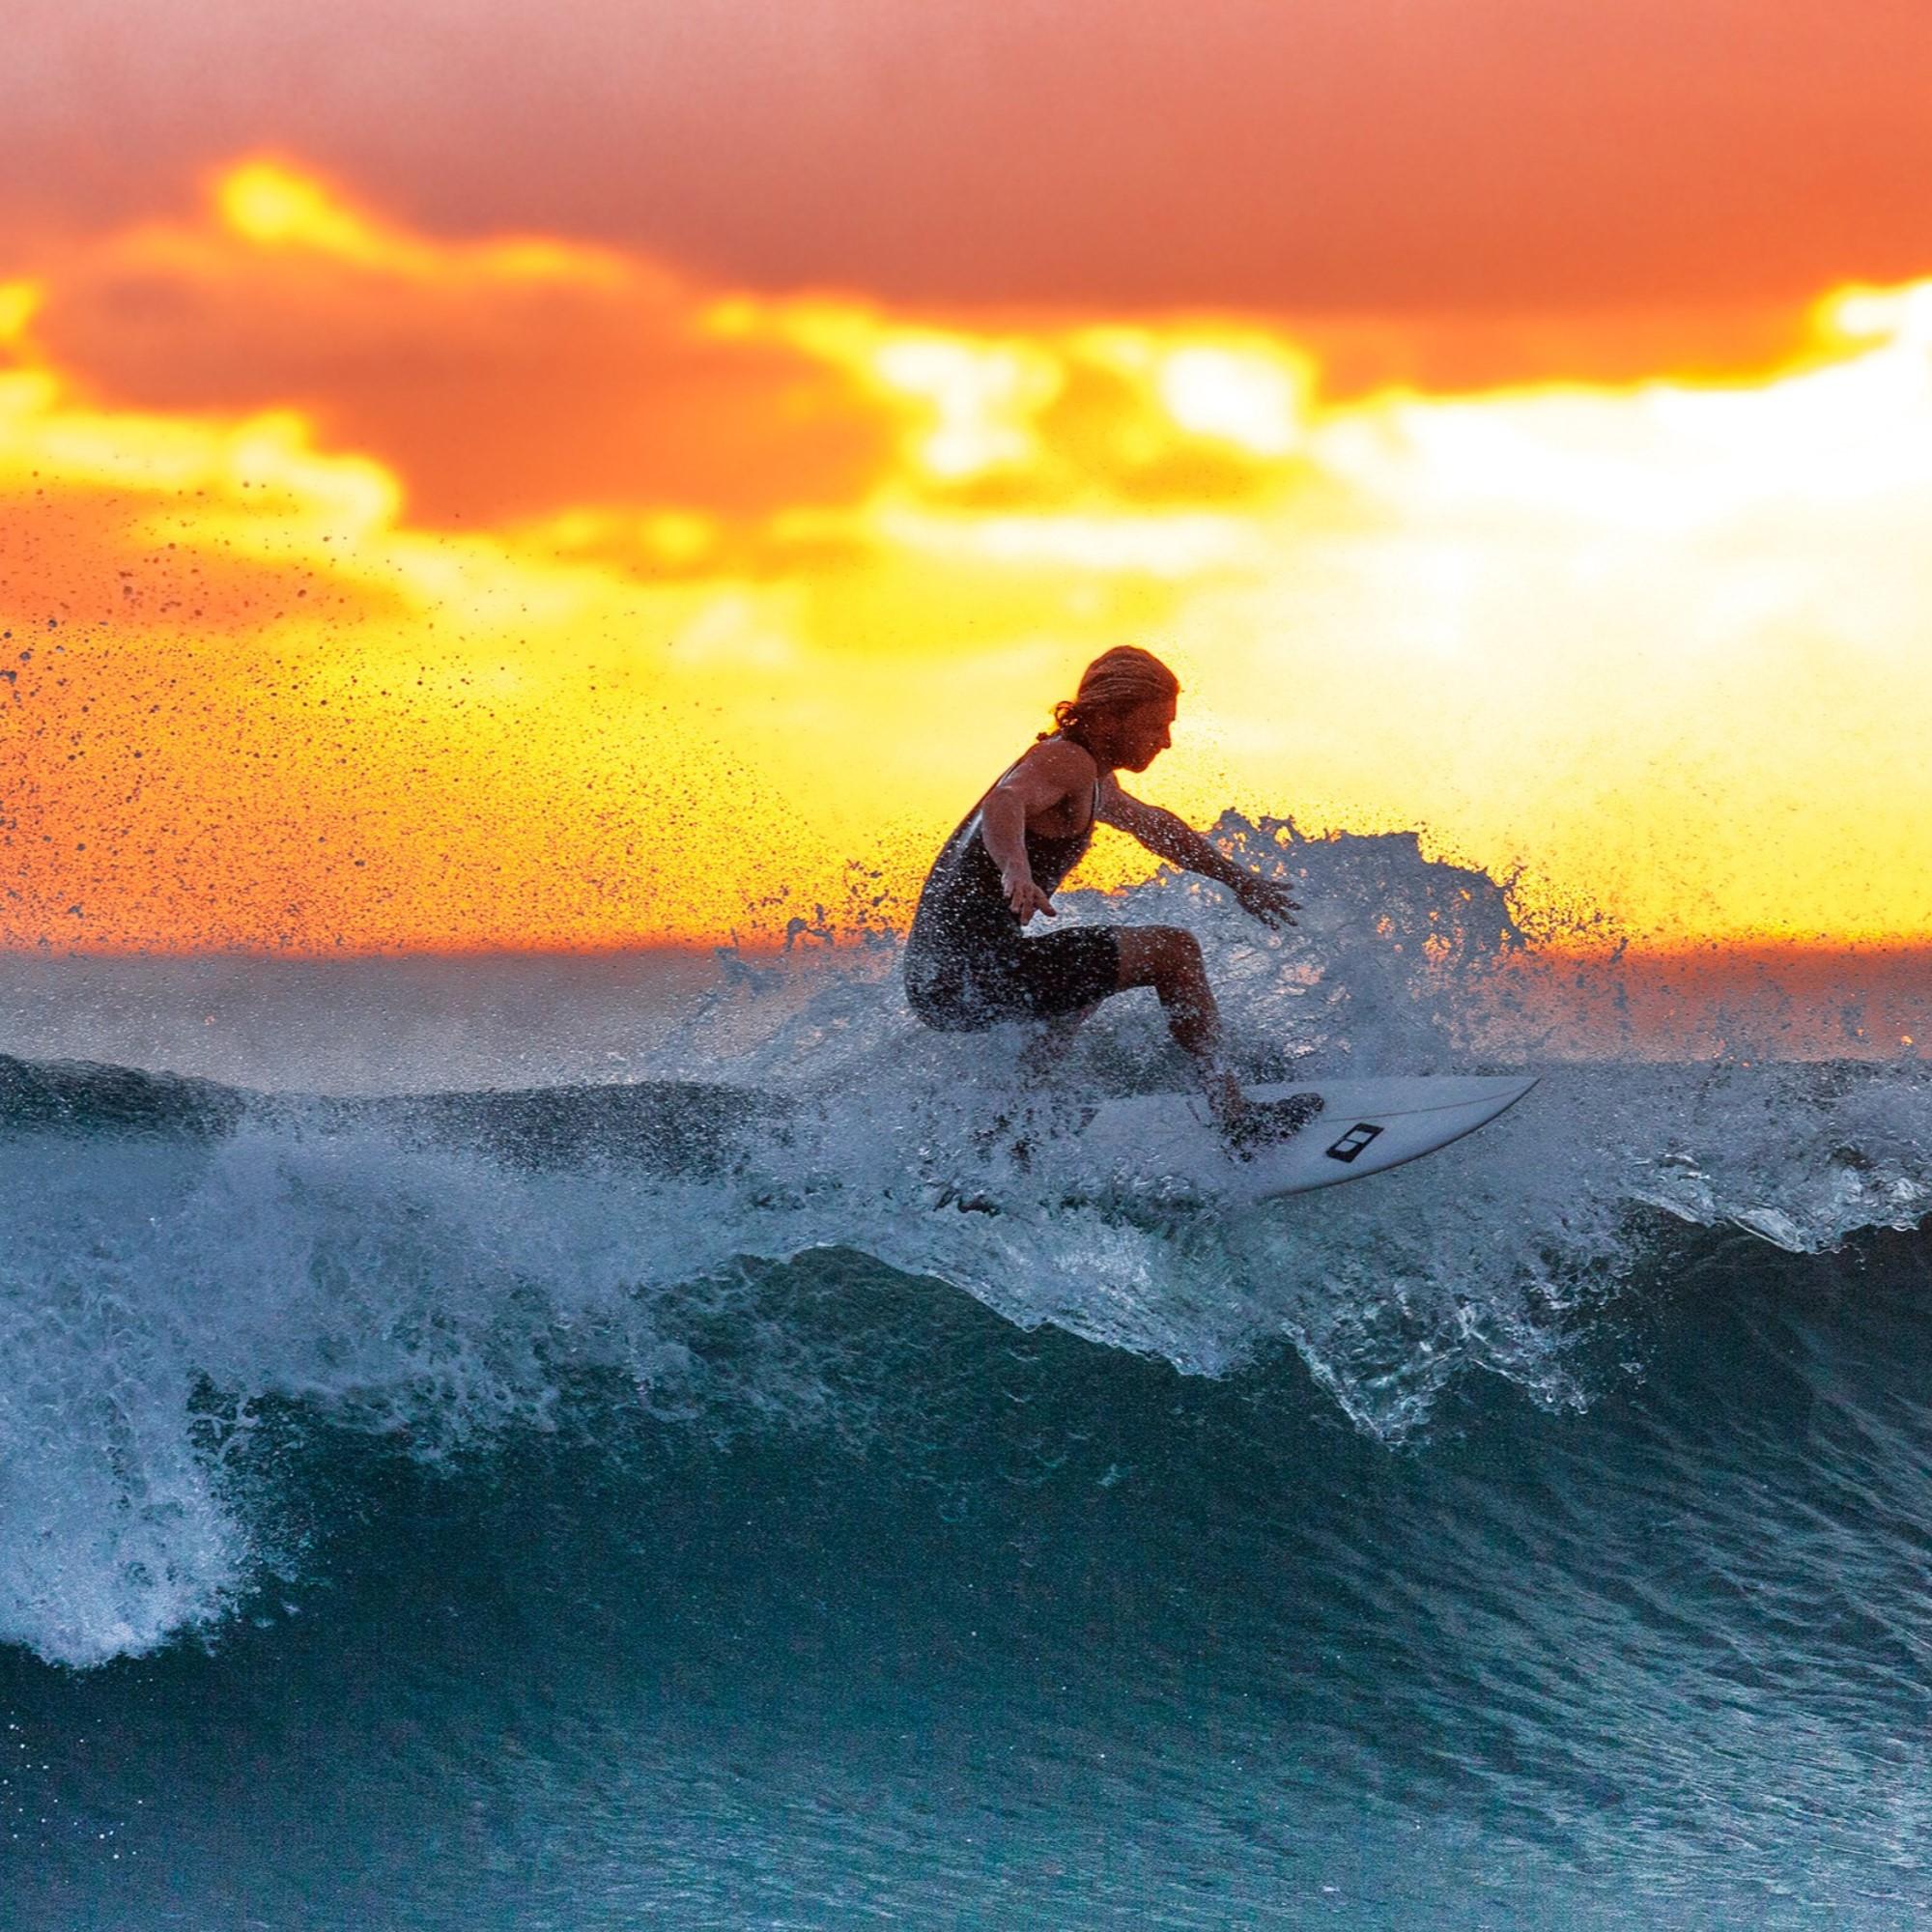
[1006,736,1095,799]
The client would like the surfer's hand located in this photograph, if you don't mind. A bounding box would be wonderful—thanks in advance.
[1236,875,1299,929]
[1004,869,1056,922]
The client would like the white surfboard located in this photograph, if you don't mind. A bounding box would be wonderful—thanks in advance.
[1080,1075,1538,1205]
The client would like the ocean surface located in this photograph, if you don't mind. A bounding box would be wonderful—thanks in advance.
[4,826,1931,1928]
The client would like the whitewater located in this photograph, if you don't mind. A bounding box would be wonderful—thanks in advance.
[5,821,1932,1927]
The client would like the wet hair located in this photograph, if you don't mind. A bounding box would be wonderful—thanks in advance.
[1042,645,1180,746]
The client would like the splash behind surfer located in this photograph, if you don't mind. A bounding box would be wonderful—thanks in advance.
[903,645,1320,1153]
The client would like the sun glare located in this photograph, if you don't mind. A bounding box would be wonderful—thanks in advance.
[7,158,1932,951]
[1156,344,1306,456]
[216,160,388,259]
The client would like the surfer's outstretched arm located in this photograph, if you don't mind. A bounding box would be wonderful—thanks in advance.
[1097,781,1298,928]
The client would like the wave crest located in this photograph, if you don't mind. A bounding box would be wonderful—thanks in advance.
[3,823,1929,1666]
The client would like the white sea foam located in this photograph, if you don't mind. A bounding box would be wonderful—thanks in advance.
[3,821,1928,1666]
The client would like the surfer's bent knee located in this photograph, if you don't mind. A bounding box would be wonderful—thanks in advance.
[1114,925,1203,989]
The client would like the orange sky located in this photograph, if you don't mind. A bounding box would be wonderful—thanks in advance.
[6,7,1932,952]
[12,1,1932,320]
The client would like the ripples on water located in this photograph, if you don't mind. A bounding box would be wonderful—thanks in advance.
[3,824,1930,1927]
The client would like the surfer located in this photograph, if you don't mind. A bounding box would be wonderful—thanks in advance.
[903,645,1320,1153]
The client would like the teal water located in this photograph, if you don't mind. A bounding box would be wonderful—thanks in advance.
[8,1233,1932,1928]
[5,829,1932,1927]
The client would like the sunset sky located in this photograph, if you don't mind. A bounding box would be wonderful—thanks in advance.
[7,0,1932,950]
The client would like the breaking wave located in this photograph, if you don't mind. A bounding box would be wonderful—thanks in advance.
[2,820,1927,1670]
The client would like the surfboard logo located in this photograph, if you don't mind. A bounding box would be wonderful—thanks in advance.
[1324,1122,1384,1164]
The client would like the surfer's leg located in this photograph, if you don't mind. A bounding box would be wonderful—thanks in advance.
[1113,926,1218,1050]
[1008,930,1121,1039]
[1112,927,1243,1124]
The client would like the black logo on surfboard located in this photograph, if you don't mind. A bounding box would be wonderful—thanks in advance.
[1324,1122,1384,1164]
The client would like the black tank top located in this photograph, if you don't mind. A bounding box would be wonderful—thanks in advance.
[904,751,1100,988]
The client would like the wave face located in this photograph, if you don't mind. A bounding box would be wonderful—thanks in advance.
[5,826,1932,1924]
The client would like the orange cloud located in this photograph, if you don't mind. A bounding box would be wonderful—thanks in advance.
[22,159,893,527]
[7,158,1932,953]
[9,0,1932,325]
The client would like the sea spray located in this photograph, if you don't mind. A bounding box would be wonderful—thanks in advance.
[2,822,1928,1670]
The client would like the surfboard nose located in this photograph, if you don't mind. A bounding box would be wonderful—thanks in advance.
[1083,1074,1539,1201]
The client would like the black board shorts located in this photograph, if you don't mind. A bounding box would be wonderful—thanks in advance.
[905,927,1122,1034]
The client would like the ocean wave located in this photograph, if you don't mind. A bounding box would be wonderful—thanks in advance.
[3,822,1929,1669]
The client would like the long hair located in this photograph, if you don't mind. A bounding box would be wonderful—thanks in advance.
[1042,645,1180,746]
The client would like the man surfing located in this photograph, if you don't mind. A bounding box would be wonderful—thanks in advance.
[903,644,1321,1154]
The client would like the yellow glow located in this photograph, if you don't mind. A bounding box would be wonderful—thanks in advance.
[1820,281,1932,346]
[642,512,717,564]
[11,160,1932,951]
[755,302,1069,482]
[0,280,40,344]
[217,159,389,259]
[214,157,627,290]
[870,335,1058,478]
[478,239,629,286]
[874,505,1246,576]
[0,382,380,528]
[0,368,60,416]
[1156,344,1305,455]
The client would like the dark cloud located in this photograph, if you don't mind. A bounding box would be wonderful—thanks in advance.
[8,0,1932,317]
[27,205,895,525]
